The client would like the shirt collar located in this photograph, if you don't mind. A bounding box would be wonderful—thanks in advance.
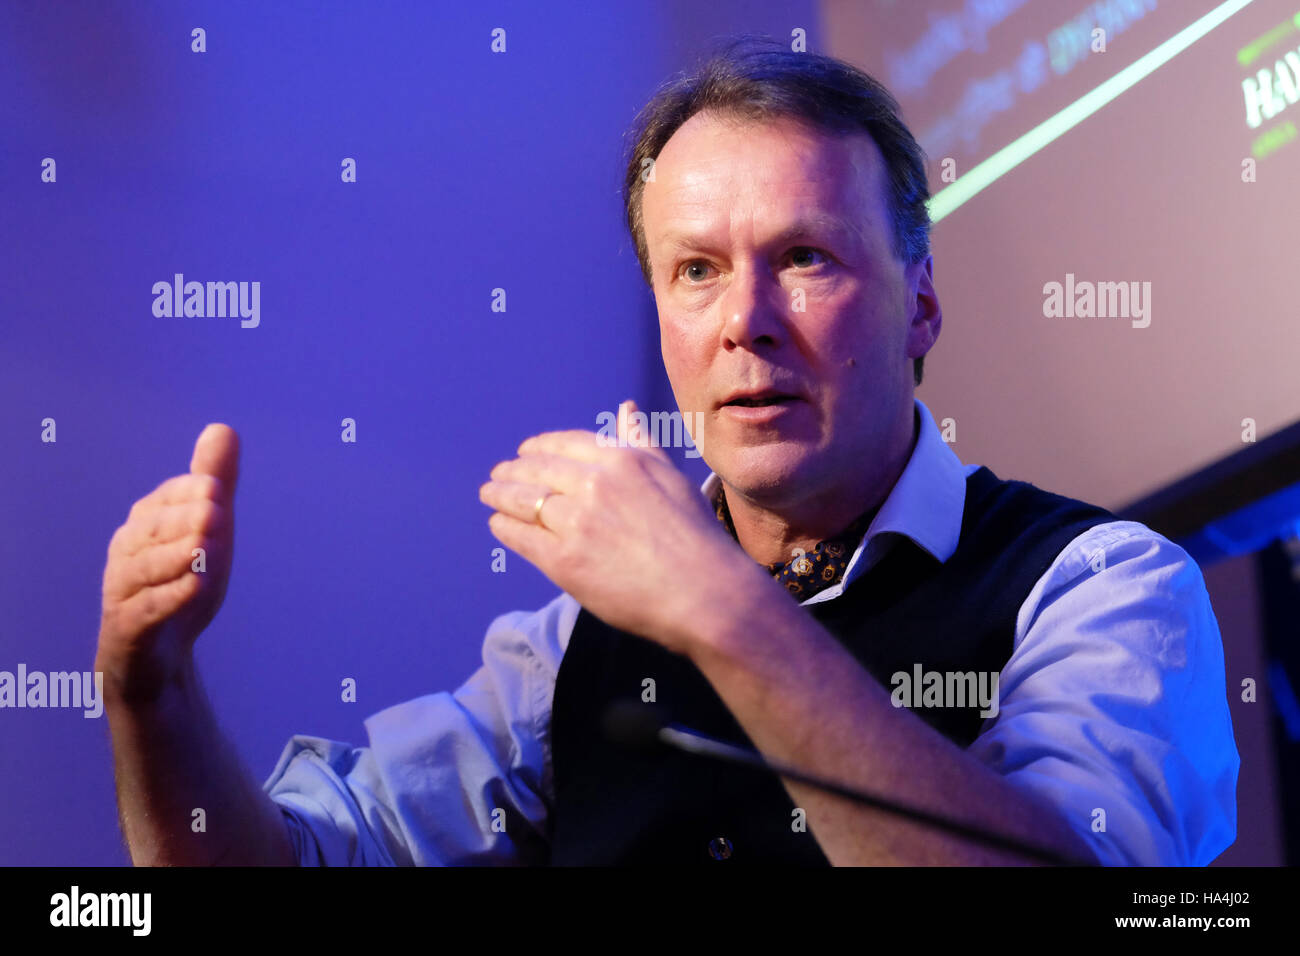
[699,396,967,574]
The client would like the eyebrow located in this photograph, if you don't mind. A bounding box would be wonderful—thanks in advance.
[660,213,863,256]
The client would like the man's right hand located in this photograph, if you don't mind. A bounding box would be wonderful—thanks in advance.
[95,424,240,701]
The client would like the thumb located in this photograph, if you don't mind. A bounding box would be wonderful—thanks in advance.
[617,399,643,447]
[190,423,240,499]
[617,399,671,462]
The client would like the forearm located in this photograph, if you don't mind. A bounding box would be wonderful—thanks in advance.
[688,579,1095,866]
[100,658,296,867]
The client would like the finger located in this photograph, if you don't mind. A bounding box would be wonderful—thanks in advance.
[121,477,225,547]
[479,480,575,531]
[618,399,673,464]
[617,399,643,446]
[190,423,240,501]
[128,474,227,526]
[516,429,613,463]
[114,499,227,560]
[488,454,591,496]
[105,533,217,603]
[108,574,204,635]
[519,427,673,466]
[487,510,556,567]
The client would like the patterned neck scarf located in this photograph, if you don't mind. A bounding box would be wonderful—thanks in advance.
[712,486,877,600]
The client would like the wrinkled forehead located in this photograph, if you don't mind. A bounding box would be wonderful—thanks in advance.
[643,111,890,241]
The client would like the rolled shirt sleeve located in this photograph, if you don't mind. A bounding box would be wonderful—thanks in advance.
[967,521,1240,866]
[263,591,579,866]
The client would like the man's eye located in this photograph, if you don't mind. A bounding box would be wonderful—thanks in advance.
[682,261,713,282]
[789,247,827,268]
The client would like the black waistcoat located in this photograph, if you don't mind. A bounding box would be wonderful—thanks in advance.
[547,465,1116,865]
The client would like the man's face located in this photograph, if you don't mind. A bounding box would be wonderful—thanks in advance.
[641,110,940,510]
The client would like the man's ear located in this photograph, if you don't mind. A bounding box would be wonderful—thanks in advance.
[905,255,941,361]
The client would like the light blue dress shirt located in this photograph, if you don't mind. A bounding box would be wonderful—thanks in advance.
[264,397,1240,866]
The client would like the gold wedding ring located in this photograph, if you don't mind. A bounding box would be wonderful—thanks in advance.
[533,491,554,528]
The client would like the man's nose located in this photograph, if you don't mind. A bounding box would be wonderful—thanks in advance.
[719,264,786,352]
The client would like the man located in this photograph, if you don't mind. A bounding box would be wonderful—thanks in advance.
[96,40,1238,866]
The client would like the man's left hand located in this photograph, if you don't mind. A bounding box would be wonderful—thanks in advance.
[479,399,763,656]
